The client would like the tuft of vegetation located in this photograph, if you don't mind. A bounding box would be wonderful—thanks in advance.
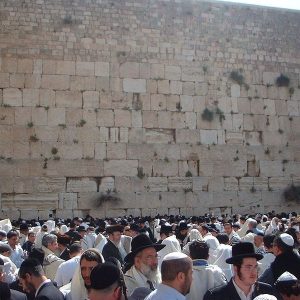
[233,156,239,161]
[27,122,34,128]
[276,74,290,87]
[278,128,284,134]
[202,66,208,73]
[185,170,193,177]
[176,102,182,111]
[63,15,72,25]
[215,107,225,123]
[58,124,66,129]
[29,134,39,142]
[95,191,121,208]
[77,119,86,127]
[264,148,270,155]
[289,87,295,96]
[229,71,244,86]
[73,139,79,144]
[164,157,169,163]
[137,167,145,179]
[250,186,256,193]
[43,158,48,169]
[51,147,58,155]
[283,184,300,202]
[53,156,60,160]
[201,108,214,122]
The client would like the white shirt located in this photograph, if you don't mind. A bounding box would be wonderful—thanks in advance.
[232,278,255,300]
[8,243,24,268]
[146,283,186,300]
[54,255,81,287]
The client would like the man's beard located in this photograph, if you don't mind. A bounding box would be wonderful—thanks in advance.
[140,263,160,282]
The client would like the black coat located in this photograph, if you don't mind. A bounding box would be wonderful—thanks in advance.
[35,282,64,300]
[102,239,123,265]
[203,279,275,300]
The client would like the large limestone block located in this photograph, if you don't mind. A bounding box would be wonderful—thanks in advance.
[76,62,95,76]
[41,75,69,90]
[13,142,30,159]
[269,177,295,191]
[239,177,268,191]
[160,191,186,208]
[200,130,218,145]
[67,177,97,192]
[107,143,126,160]
[114,109,131,127]
[287,101,299,116]
[182,67,204,82]
[147,177,168,192]
[152,160,178,176]
[0,176,14,193]
[170,81,182,95]
[61,144,82,159]
[123,78,146,93]
[180,95,193,112]
[1,58,17,73]
[182,81,195,96]
[83,91,99,108]
[97,109,114,127]
[33,177,66,193]
[17,59,33,74]
[0,107,14,125]
[13,177,33,193]
[171,112,186,129]
[224,177,239,191]
[104,160,138,176]
[10,74,25,88]
[157,80,170,94]
[0,73,9,88]
[151,94,166,110]
[284,162,300,177]
[55,91,82,108]
[95,62,110,77]
[99,177,115,193]
[1,193,58,210]
[31,107,48,126]
[58,192,77,209]
[56,61,75,75]
[165,65,181,80]
[3,88,22,106]
[70,76,95,91]
[40,89,55,107]
[231,84,240,97]
[150,64,164,79]
[142,111,158,128]
[260,160,283,177]
[120,62,139,78]
[176,129,200,144]
[168,177,192,192]
[77,192,99,209]
[47,108,65,126]
[263,72,279,85]
[192,177,209,192]
[145,129,174,144]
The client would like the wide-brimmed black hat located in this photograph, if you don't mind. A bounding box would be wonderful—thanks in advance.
[106,224,124,234]
[226,242,263,264]
[124,234,165,263]
[177,221,190,231]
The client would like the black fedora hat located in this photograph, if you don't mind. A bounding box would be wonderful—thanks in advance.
[226,242,263,264]
[124,234,165,263]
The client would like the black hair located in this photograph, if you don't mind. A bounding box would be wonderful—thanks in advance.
[80,249,103,264]
[216,233,229,245]
[189,240,209,260]
[19,259,44,279]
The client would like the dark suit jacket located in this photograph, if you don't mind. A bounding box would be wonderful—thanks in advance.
[35,281,64,300]
[102,239,123,265]
[11,289,27,300]
[203,279,275,300]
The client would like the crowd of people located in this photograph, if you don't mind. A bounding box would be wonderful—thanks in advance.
[0,211,300,300]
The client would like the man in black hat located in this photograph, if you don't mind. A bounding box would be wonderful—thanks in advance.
[176,221,190,248]
[102,225,125,265]
[204,242,274,300]
[124,234,165,295]
[89,262,127,300]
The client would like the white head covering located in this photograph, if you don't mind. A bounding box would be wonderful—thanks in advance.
[69,249,104,300]
[59,225,68,234]
[214,244,233,281]
[0,219,12,233]
[45,220,56,232]
[189,229,203,242]
[237,218,252,238]
[253,294,277,300]
[204,236,220,264]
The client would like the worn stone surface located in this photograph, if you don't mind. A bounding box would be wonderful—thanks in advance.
[0,0,299,217]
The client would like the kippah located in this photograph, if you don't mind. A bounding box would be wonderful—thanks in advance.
[0,243,11,253]
[253,294,277,300]
[163,252,188,261]
[280,233,294,247]
[276,271,297,283]
[90,262,120,290]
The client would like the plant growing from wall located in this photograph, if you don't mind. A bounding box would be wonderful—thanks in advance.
[185,170,193,177]
[51,147,58,155]
[29,134,39,142]
[77,119,86,127]
[201,108,214,122]
[283,184,300,202]
[27,122,34,128]
[137,167,145,179]
[229,70,244,86]
[95,191,121,208]
[276,74,290,87]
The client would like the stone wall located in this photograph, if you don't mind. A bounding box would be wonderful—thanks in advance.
[0,0,299,219]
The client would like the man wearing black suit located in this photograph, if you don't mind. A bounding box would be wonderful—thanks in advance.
[18,259,64,300]
[204,242,275,300]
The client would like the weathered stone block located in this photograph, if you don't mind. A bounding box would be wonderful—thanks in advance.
[180,95,193,112]
[260,160,283,177]
[96,109,114,127]
[41,75,69,90]
[107,143,126,160]
[168,177,192,192]
[104,160,138,176]
[3,88,22,106]
[83,91,99,108]
[0,73,9,88]
[76,62,95,76]
[153,160,178,176]
[165,65,181,80]
[120,62,139,78]
[94,143,106,160]
[10,74,25,88]
[95,62,110,77]
[182,81,195,95]
[200,130,218,145]
[56,91,82,108]
[170,81,182,94]
[157,80,170,94]
[182,67,203,82]
[176,129,200,144]
[123,78,146,93]
[147,177,168,192]
[56,61,75,75]
[145,129,174,144]
[70,76,95,91]
[17,59,33,74]
[48,108,65,126]
[143,111,158,128]
[39,89,55,107]
[114,109,131,127]
[67,177,97,192]
[231,84,240,97]
[150,64,164,79]
[31,107,48,125]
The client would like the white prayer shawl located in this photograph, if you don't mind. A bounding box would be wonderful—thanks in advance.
[60,249,104,300]
[182,229,203,256]
[81,233,97,251]
[158,235,181,267]
[35,231,48,249]
[125,266,161,296]
[186,261,227,300]
[203,235,220,265]
[0,253,18,284]
[241,232,255,244]
[0,219,12,233]
[45,220,56,233]
[94,232,106,248]
[258,252,275,276]
[265,217,279,235]
[237,218,252,238]
[214,244,233,281]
